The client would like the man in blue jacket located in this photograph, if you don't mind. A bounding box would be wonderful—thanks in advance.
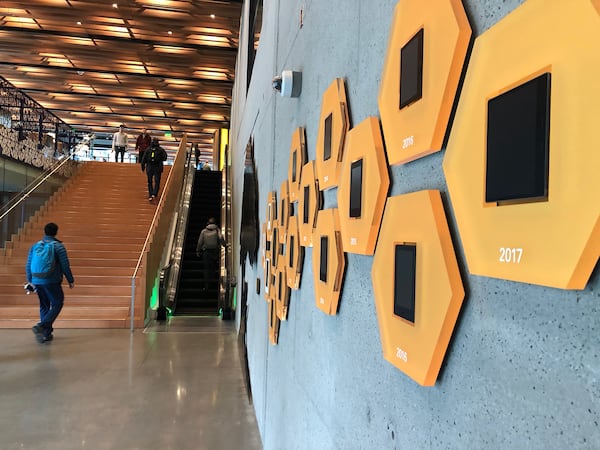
[26,222,75,344]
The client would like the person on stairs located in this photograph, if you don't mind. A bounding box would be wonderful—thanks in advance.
[141,137,168,201]
[25,222,75,344]
[135,128,151,164]
[112,124,128,163]
[196,217,226,291]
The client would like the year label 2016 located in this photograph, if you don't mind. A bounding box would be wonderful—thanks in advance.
[499,247,523,264]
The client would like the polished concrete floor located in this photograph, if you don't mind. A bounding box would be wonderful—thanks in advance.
[0,317,262,450]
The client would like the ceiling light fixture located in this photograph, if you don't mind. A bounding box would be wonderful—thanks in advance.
[210,14,216,19]
[168,30,173,35]
[77,21,82,25]
[112,3,118,8]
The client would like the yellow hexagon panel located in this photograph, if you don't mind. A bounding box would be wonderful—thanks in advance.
[298,161,320,248]
[286,213,305,290]
[315,78,350,190]
[261,222,268,270]
[279,180,290,245]
[443,0,600,289]
[275,265,291,321]
[267,191,277,229]
[378,0,471,165]
[338,116,390,255]
[372,190,464,386]
[287,127,307,203]
[312,208,346,316]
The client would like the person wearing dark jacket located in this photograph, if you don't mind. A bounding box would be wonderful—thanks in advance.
[196,217,226,290]
[141,137,168,201]
[25,222,75,344]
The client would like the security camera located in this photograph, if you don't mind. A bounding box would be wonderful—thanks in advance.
[272,70,302,98]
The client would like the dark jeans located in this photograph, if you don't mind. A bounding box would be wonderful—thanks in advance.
[115,146,125,162]
[201,249,220,289]
[36,283,64,337]
[147,171,162,197]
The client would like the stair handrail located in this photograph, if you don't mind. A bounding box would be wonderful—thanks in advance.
[162,150,197,313]
[130,137,188,331]
[0,152,76,223]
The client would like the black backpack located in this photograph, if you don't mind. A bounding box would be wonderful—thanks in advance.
[148,149,160,163]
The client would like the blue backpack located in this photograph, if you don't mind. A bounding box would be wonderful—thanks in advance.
[31,240,57,279]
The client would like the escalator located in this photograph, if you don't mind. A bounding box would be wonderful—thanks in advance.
[174,170,222,315]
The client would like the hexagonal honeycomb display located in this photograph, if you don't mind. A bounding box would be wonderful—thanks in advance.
[378,0,471,165]
[312,208,346,316]
[315,78,350,190]
[338,116,390,255]
[443,0,600,289]
[371,190,464,386]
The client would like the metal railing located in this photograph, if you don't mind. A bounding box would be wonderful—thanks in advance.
[0,153,76,223]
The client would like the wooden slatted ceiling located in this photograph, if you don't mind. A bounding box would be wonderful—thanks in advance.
[0,0,242,158]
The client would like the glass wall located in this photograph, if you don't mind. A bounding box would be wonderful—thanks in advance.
[0,157,66,247]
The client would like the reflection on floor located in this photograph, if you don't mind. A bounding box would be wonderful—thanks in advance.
[0,317,262,450]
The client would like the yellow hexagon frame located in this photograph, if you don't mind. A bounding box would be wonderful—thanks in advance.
[443,0,600,289]
[279,180,290,245]
[261,222,268,270]
[315,78,350,190]
[275,265,291,321]
[286,213,305,290]
[312,208,346,316]
[371,190,464,386]
[287,127,307,203]
[338,116,390,255]
[298,161,320,248]
[378,0,471,165]
[267,191,277,230]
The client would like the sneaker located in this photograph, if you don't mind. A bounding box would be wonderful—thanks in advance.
[36,333,51,344]
[32,324,43,336]
[148,196,153,201]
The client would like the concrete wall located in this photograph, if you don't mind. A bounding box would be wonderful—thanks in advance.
[229,1,600,448]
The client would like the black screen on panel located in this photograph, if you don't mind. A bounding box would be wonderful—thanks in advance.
[292,151,297,182]
[400,28,424,109]
[486,72,551,203]
[393,244,416,323]
[320,236,328,283]
[278,271,283,301]
[324,113,333,161]
[349,159,363,218]
[272,229,278,265]
[289,235,294,267]
[303,185,310,224]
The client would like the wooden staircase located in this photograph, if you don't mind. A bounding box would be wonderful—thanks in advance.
[0,161,166,329]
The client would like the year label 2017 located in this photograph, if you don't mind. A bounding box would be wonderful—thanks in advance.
[499,247,523,264]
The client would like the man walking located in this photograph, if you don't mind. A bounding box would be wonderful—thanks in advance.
[141,137,168,201]
[112,124,128,162]
[25,222,75,344]
[196,217,226,291]
[135,128,151,164]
